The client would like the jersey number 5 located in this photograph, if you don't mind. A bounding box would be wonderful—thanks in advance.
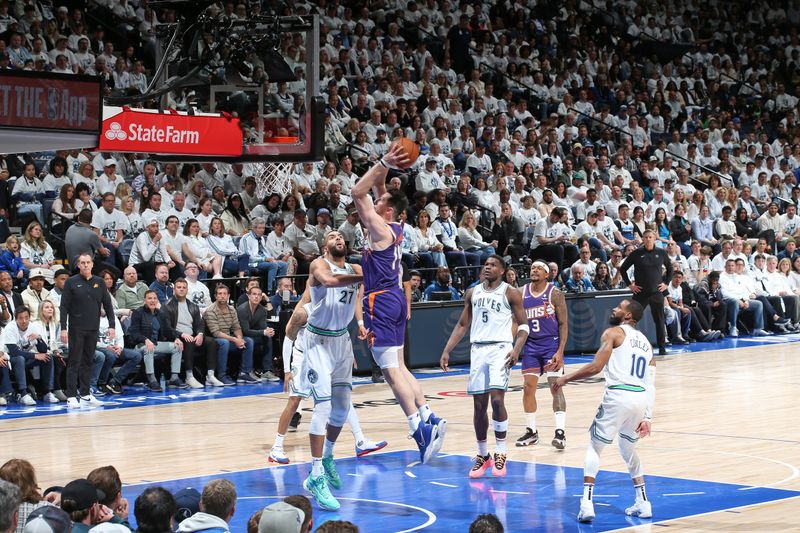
[629,354,647,379]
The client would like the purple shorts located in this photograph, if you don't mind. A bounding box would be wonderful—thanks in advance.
[521,350,556,375]
[363,288,406,348]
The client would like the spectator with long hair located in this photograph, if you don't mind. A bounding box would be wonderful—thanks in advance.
[207,217,249,278]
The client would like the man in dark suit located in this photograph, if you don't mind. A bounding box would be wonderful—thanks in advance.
[0,271,24,327]
[236,284,278,382]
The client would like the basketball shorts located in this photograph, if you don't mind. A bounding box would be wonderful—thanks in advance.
[521,349,564,378]
[589,388,648,445]
[363,288,406,348]
[288,341,308,399]
[293,331,353,402]
[468,342,511,395]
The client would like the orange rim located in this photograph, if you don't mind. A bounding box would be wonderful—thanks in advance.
[263,136,299,143]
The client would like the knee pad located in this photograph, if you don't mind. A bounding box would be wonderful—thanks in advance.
[619,437,643,478]
[372,346,402,369]
[309,400,331,435]
[492,419,508,433]
[584,438,605,478]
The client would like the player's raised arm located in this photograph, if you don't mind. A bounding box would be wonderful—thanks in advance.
[440,288,474,371]
[506,286,529,369]
[351,144,410,239]
[308,257,363,289]
[553,326,621,391]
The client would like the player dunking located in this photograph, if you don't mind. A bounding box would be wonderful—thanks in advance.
[294,231,364,510]
[440,256,529,478]
[516,261,569,449]
[352,144,446,463]
[268,289,387,465]
[553,299,656,523]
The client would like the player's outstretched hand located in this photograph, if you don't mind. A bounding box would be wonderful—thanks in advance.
[439,352,450,372]
[382,142,412,170]
[552,376,568,392]
[636,419,652,438]
[504,350,519,369]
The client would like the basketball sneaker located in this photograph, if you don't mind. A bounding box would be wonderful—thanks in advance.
[288,412,302,432]
[469,455,493,478]
[268,447,289,464]
[552,429,566,449]
[411,422,439,464]
[515,428,539,446]
[491,453,507,477]
[322,456,342,489]
[427,413,447,455]
[625,499,652,518]
[577,499,595,523]
[303,474,340,511]
[355,439,388,457]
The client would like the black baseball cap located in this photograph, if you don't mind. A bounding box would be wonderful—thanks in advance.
[61,479,104,511]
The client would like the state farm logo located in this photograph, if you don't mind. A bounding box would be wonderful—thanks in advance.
[103,120,201,145]
[105,122,127,141]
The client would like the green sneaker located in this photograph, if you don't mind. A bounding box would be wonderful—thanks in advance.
[303,473,340,511]
[322,456,342,489]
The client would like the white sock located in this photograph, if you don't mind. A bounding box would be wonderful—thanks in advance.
[274,433,285,448]
[635,483,647,502]
[347,406,365,443]
[408,412,421,432]
[583,483,594,501]
[323,438,335,458]
[554,411,566,431]
[311,457,324,477]
[496,438,507,453]
[419,404,432,423]
[207,370,215,377]
[477,440,488,456]
[525,412,537,432]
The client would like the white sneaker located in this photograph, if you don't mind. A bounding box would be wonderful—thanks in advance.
[53,389,68,402]
[207,375,225,387]
[625,499,652,518]
[577,499,595,523]
[19,393,36,406]
[185,375,204,389]
[212,274,223,279]
[81,395,104,407]
[0,395,7,406]
[67,397,80,409]
[43,392,60,403]
[261,370,280,382]
[268,446,290,464]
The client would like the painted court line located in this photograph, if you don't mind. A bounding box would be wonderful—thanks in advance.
[663,492,705,496]
[430,481,457,488]
[404,471,416,478]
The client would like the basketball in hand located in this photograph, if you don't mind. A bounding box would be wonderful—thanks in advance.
[395,137,420,168]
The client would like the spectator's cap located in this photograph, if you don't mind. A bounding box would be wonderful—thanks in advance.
[595,205,605,212]
[531,261,549,274]
[572,173,585,181]
[316,208,331,218]
[173,487,201,522]
[104,158,116,167]
[23,506,71,533]
[588,211,599,218]
[583,142,593,149]
[787,237,796,244]
[649,156,658,162]
[426,157,437,165]
[733,117,741,123]
[62,479,104,511]
[258,501,305,533]
[57,6,68,13]
[543,156,552,162]
[29,268,47,280]
[457,74,466,82]
[733,144,741,150]
[147,218,159,227]
[572,142,583,150]
[89,525,131,532]
[376,128,386,134]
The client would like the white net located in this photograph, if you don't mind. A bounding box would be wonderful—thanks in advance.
[246,161,295,200]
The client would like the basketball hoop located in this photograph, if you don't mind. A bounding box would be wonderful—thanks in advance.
[247,161,295,199]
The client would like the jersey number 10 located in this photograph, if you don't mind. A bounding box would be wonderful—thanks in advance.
[629,354,647,379]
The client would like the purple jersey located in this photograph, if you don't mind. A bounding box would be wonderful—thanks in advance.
[362,222,403,294]
[522,283,560,356]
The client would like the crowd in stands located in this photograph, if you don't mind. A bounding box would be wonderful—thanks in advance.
[0,0,799,387]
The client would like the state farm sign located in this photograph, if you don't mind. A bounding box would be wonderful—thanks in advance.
[99,107,243,157]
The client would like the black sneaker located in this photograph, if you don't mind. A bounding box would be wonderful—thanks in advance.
[371,369,385,383]
[289,412,302,432]
[104,381,123,395]
[515,427,539,447]
[552,429,566,450]
[147,381,163,393]
[167,377,189,389]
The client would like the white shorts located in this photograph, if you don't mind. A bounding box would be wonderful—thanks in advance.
[468,342,512,395]
[589,388,648,445]
[294,331,353,402]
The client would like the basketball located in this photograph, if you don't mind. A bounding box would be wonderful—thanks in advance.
[395,137,420,168]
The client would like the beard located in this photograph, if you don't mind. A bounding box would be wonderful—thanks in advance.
[608,315,622,326]
[329,245,346,258]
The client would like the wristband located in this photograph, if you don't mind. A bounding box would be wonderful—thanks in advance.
[379,159,388,169]
[380,157,401,171]
[357,320,364,327]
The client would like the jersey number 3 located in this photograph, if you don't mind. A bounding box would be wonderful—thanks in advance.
[629,354,647,379]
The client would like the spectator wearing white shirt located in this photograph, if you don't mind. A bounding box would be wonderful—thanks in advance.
[718,258,767,336]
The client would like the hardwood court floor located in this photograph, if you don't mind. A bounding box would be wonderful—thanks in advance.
[2,341,799,531]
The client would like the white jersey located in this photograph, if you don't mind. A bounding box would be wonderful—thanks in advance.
[307,259,359,333]
[604,324,653,390]
[470,281,513,344]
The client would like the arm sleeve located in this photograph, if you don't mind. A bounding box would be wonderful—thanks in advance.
[282,338,294,374]
[644,365,656,419]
